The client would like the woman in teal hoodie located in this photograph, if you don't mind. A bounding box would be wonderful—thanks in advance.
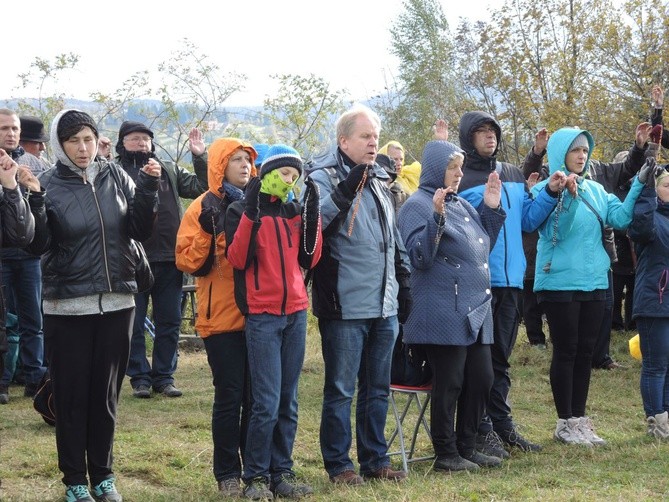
[531,127,650,447]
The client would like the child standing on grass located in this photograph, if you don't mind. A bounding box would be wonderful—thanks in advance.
[225,144,322,500]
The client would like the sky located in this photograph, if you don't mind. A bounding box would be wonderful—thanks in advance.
[4,0,503,107]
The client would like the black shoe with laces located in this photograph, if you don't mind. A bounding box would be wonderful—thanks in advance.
[476,430,510,459]
[497,425,542,452]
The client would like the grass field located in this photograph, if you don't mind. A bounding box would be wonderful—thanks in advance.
[1,320,668,501]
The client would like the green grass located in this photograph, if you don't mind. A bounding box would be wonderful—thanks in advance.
[1,322,668,501]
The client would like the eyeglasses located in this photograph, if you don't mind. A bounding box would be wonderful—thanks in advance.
[474,126,496,134]
[124,135,151,144]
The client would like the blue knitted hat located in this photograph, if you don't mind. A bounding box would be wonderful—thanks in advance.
[253,143,270,167]
[260,144,303,179]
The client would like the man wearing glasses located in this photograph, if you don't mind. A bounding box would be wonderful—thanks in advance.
[456,111,565,457]
[115,121,207,399]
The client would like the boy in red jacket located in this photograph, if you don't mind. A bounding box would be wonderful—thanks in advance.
[225,144,322,500]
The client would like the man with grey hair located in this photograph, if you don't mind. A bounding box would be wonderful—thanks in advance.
[304,104,411,485]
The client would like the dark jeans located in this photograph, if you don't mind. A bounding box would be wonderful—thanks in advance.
[319,316,398,477]
[426,342,493,457]
[637,317,669,417]
[203,331,250,482]
[243,311,307,483]
[592,270,614,368]
[45,308,133,487]
[522,278,545,346]
[479,288,520,434]
[543,300,604,419]
[612,272,635,330]
[128,262,183,390]
[1,258,45,386]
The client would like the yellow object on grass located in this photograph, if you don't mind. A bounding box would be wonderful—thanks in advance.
[629,334,642,361]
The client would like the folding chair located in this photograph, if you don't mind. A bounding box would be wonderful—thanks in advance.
[143,316,156,339]
[386,382,434,473]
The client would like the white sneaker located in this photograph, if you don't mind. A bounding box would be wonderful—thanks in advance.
[554,418,593,446]
[647,411,669,439]
[577,416,607,446]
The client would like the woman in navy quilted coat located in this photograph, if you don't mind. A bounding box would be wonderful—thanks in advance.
[398,140,506,472]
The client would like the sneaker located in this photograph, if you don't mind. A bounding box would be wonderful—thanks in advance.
[433,455,480,472]
[361,465,407,482]
[329,469,365,485]
[244,477,273,500]
[24,382,39,398]
[647,412,669,440]
[218,477,243,498]
[65,484,95,502]
[271,473,314,498]
[577,416,607,446]
[461,450,503,468]
[476,430,510,459]
[554,418,593,446]
[132,385,151,399]
[497,425,542,452]
[155,383,182,397]
[0,385,9,405]
[91,478,122,502]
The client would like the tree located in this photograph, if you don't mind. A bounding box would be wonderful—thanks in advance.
[13,53,80,129]
[262,73,347,160]
[377,0,466,162]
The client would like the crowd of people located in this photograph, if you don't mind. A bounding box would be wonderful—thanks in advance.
[1,84,669,501]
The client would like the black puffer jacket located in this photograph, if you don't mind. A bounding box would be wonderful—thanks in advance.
[28,161,158,299]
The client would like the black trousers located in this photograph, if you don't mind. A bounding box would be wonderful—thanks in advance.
[426,342,493,457]
[612,272,635,330]
[543,300,604,419]
[522,278,546,345]
[45,308,133,486]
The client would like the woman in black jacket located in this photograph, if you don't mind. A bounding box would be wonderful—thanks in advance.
[26,110,159,502]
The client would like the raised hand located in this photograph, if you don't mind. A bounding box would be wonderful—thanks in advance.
[433,119,449,141]
[636,122,653,147]
[339,163,369,199]
[533,128,549,155]
[244,176,261,221]
[526,172,540,190]
[638,157,658,187]
[0,149,18,189]
[141,158,162,177]
[188,128,206,156]
[547,170,567,193]
[17,166,40,192]
[303,177,320,222]
[565,173,579,197]
[483,171,502,208]
[198,206,220,234]
[651,85,664,108]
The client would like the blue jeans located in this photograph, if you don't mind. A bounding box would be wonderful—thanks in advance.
[127,262,183,390]
[319,316,398,477]
[1,258,45,386]
[203,331,250,482]
[638,317,669,417]
[243,310,307,483]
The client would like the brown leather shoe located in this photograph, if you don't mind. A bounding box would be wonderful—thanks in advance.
[330,469,365,485]
[363,466,407,481]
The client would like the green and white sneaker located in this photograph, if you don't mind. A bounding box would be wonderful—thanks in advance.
[65,484,94,502]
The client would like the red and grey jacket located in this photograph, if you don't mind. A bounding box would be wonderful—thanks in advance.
[225,194,322,316]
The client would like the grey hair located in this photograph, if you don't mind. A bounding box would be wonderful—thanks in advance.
[335,104,381,146]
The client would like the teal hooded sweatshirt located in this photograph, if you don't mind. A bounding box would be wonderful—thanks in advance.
[530,127,644,293]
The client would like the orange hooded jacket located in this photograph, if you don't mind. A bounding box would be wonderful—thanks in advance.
[175,138,257,338]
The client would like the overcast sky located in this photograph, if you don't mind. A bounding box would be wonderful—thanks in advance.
[5,0,503,106]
